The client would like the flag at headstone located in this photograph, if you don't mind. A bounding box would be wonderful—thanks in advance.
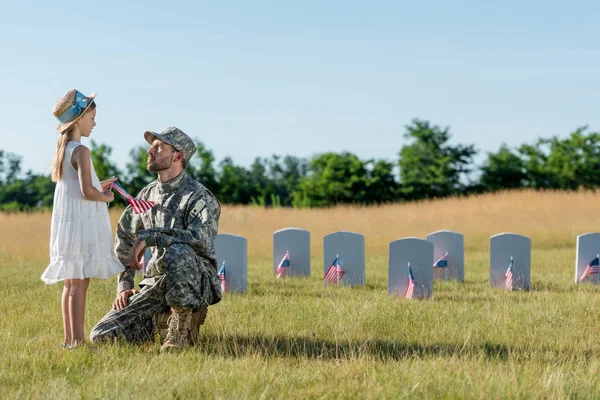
[110,180,155,214]
[434,252,448,268]
[579,254,600,282]
[505,256,514,290]
[276,251,291,279]
[405,263,415,299]
[324,254,345,284]
[218,261,226,293]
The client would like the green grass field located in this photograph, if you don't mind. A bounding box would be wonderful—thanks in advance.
[2,248,600,399]
[3,191,600,399]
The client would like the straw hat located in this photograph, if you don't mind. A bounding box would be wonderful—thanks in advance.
[52,89,96,133]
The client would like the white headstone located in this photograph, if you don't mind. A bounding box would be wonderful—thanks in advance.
[490,233,530,290]
[575,233,600,284]
[388,237,434,298]
[426,230,464,282]
[273,227,310,277]
[215,233,248,294]
[323,231,365,286]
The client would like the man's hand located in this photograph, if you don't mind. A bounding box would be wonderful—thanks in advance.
[113,289,140,310]
[128,237,147,270]
[100,176,118,192]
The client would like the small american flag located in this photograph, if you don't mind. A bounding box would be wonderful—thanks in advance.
[505,256,514,290]
[579,254,600,283]
[324,254,344,284]
[434,252,448,268]
[110,181,155,214]
[405,262,415,299]
[218,261,226,294]
[276,251,290,279]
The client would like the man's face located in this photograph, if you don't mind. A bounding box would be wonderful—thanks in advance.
[147,139,178,172]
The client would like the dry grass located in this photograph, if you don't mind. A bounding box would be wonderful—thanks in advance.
[2,189,598,262]
[3,189,600,398]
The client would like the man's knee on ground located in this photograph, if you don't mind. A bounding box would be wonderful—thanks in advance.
[89,323,110,343]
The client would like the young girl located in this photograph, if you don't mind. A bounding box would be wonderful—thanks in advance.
[41,89,125,349]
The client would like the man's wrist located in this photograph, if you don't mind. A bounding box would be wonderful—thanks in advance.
[117,281,134,293]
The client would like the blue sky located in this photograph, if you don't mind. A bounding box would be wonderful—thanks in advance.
[1,1,599,176]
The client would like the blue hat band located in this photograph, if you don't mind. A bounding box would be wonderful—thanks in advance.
[56,91,90,124]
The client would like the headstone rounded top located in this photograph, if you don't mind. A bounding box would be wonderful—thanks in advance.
[324,230,363,239]
[274,227,309,234]
[427,230,463,237]
[490,232,531,241]
[390,236,425,242]
[577,232,600,239]
[217,233,247,240]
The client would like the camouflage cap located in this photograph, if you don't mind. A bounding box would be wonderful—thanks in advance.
[143,127,197,164]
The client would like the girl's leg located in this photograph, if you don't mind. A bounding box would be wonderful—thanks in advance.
[62,279,72,346]
[69,278,90,346]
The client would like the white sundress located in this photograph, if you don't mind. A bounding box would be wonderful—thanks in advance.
[41,141,124,284]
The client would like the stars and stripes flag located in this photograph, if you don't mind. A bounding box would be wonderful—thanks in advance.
[110,181,155,214]
[324,254,345,284]
[579,254,600,283]
[276,251,291,279]
[434,252,449,268]
[218,261,226,293]
[505,256,514,290]
[405,262,415,299]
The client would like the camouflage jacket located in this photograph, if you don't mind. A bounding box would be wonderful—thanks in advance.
[115,171,221,294]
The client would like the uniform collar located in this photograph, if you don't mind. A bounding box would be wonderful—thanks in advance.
[157,170,187,193]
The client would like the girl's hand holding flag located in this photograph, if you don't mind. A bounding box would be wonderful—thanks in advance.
[100,176,118,192]
[109,179,156,214]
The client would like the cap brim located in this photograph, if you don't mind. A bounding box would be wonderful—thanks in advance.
[144,131,160,145]
[143,131,180,151]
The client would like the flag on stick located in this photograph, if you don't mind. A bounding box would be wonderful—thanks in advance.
[110,181,155,214]
[434,252,448,268]
[505,256,514,290]
[579,254,600,282]
[218,261,226,293]
[405,262,415,299]
[276,251,291,279]
[324,254,345,284]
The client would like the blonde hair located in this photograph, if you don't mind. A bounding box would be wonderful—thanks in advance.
[51,128,74,182]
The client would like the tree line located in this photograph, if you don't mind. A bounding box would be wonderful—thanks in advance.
[1,118,599,211]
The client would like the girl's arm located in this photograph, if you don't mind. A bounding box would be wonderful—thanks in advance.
[72,145,114,202]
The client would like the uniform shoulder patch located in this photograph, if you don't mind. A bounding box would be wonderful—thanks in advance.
[189,198,207,222]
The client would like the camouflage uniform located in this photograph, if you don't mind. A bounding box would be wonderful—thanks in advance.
[90,127,221,344]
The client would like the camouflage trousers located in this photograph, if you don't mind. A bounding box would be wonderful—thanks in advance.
[89,244,220,343]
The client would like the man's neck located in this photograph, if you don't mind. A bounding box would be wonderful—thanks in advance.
[157,166,184,183]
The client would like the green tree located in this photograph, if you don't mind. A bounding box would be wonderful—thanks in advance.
[0,172,55,211]
[365,159,399,204]
[542,127,600,190]
[187,140,219,194]
[124,145,155,198]
[517,142,552,189]
[247,157,274,206]
[398,119,477,200]
[90,140,122,181]
[261,155,309,206]
[479,144,526,192]
[0,150,22,185]
[292,152,369,207]
[217,157,253,204]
